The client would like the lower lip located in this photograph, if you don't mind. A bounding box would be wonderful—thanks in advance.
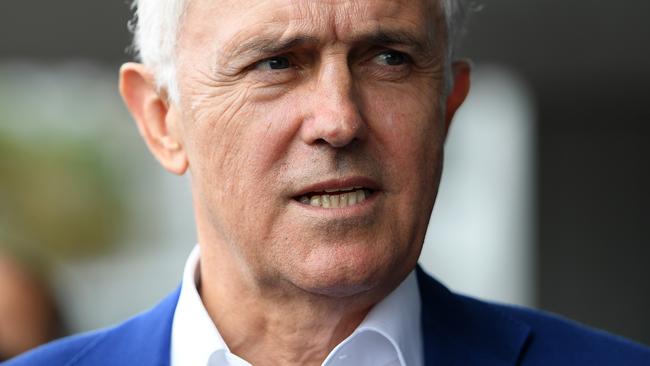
[290,191,380,217]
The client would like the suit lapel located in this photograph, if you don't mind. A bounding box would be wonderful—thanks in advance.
[80,286,181,365]
[416,267,531,366]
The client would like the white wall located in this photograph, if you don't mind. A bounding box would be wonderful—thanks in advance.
[419,65,536,306]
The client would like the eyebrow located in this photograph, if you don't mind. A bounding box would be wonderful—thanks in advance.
[352,29,435,57]
[224,29,435,60]
[226,36,319,60]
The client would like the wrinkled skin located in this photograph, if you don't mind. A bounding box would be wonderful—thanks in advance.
[120,0,469,363]
[177,0,447,297]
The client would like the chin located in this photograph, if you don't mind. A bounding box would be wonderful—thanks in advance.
[286,245,408,299]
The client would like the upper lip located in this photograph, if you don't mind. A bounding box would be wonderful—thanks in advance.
[292,176,381,198]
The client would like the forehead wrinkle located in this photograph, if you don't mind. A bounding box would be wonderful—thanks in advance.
[221,21,433,60]
[218,0,431,45]
[225,34,319,60]
[189,0,443,78]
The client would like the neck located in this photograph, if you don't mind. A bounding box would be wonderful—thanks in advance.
[198,246,384,366]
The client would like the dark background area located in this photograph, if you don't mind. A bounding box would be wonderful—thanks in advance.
[1,1,648,345]
[462,2,650,345]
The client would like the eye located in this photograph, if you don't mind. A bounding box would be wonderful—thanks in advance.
[254,56,293,70]
[374,51,410,66]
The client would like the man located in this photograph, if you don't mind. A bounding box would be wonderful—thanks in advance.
[6,0,650,365]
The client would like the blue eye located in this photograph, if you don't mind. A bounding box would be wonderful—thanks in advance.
[376,51,409,66]
[255,56,292,70]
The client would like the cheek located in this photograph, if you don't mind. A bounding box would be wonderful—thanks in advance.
[365,85,444,180]
[364,85,445,236]
[184,89,303,234]
[189,115,248,200]
[242,95,305,173]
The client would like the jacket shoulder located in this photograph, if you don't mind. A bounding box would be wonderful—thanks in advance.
[4,287,180,366]
[416,267,650,365]
[3,329,110,366]
[463,295,650,365]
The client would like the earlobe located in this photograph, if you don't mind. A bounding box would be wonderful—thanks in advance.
[444,60,472,132]
[119,63,188,175]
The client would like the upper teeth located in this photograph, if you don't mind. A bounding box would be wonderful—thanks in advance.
[324,186,363,193]
[299,189,368,208]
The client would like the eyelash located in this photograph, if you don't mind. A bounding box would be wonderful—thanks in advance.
[246,49,413,85]
[253,56,296,71]
[251,48,411,68]
[371,50,412,67]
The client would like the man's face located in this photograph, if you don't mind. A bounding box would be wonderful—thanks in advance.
[176,0,448,296]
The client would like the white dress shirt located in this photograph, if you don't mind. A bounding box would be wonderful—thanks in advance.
[170,246,423,366]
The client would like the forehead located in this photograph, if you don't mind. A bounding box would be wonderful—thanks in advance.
[180,0,440,53]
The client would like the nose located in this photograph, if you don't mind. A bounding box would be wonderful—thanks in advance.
[299,60,366,148]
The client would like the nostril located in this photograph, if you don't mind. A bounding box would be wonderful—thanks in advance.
[313,137,357,148]
[299,106,366,148]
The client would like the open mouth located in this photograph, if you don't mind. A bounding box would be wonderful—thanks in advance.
[294,187,375,208]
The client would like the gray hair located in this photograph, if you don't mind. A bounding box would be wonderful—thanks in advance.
[129,0,468,103]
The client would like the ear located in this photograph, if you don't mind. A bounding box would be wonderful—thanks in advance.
[119,62,188,175]
[444,60,471,132]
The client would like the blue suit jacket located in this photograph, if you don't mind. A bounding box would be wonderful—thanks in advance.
[6,267,650,365]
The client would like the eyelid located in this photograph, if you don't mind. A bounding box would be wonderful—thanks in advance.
[379,49,410,60]
[252,56,285,69]
[246,54,302,86]
[354,49,414,82]
[250,54,300,72]
[363,49,412,68]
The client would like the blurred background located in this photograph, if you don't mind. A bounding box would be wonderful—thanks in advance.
[0,0,648,359]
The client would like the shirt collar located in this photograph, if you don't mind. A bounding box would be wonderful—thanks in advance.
[358,270,423,366]
[171,245,423,366]
[171,245,231,366]
[322,271,423,366]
